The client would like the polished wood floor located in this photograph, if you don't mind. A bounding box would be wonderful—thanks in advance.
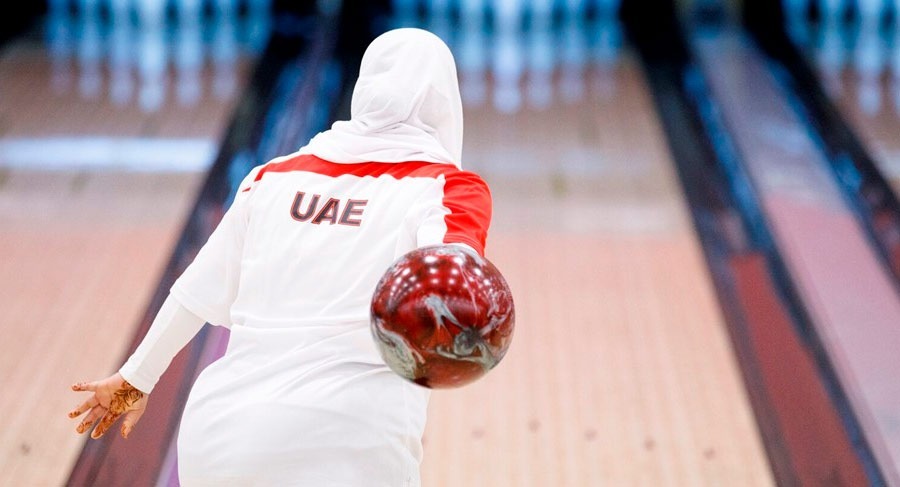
[0,30,247,485]
[0,169,203,486]
[419,57,774,486]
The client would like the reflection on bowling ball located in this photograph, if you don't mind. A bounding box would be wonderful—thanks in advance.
[370,245,515,389]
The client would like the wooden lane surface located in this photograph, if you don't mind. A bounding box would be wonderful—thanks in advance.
[419,57,774,486]
[0,34,249,486]
[0,170,203,486]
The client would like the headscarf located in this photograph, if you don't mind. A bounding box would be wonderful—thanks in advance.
[298,28,463,167]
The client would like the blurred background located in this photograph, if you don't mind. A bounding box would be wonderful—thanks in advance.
[1,0,899,485]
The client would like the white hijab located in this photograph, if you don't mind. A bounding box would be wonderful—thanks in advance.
[298,28,464,167]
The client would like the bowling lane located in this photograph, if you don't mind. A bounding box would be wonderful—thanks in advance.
[0,8,263,485]
[805,20,900,195]
[415,15,774,487]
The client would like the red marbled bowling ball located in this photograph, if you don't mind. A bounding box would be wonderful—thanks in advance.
[370,245,515,388]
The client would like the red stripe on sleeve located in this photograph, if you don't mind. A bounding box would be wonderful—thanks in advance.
[441,171,492,256]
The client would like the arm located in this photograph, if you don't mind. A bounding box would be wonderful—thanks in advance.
[66,165,264,439]
[67,294,206,439]
[119,294,206,393]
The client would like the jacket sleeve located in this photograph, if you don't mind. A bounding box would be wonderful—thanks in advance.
[414,170,492,256]
[169,166,262,327]
[118,294,206,394]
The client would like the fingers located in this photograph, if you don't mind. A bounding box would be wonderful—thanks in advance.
[68,396,99,419]
[71,381,99,392]
[120,407,146,439]
[70,376,145,440]
[76,405,106,434]
[91,410,123,439]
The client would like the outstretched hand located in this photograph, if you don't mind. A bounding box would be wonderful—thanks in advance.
[68,373,148,439]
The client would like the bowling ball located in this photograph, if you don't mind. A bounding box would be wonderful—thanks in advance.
[370,245,515,389]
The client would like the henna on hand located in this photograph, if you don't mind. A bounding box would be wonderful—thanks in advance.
[91,380,144,439]
[112,380,144,411]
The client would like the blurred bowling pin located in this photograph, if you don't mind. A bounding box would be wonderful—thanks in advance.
[458,0,486,107]
[530,0,553,21]
[559,16,587,104]
[137,0,167,112]
[526,9,554,110]
[427,0,453,43]
[819,0,844,25]
[815,17,847,97]
[215,0,237,19]
[591,15,622,100]
[212,0,239,100]
[594,0,621,17]
[493,0,524,113]
[108,0,134,105]
[176,0,204,106]
[563,0,586,23]
[857,0,885,34]
[854,18,885,115]
[890,6,900,114]
[495,0,522,29]
[47,0,74,94]
[176,0,203,25]
[77,0,103,99]
[783,0,811,44]
[459,0,484,29]
[245,0,273,53]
